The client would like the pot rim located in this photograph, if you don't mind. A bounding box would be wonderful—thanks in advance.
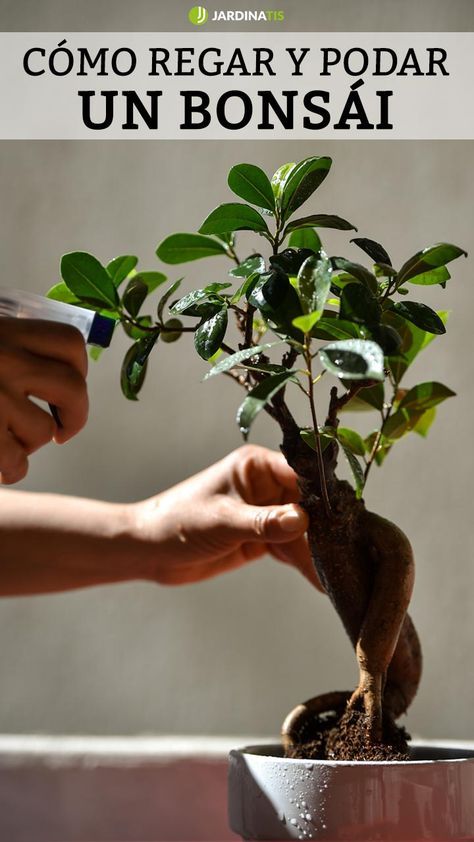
[230,739,474,767]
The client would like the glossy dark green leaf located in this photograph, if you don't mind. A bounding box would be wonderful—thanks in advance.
[170,284,229,316]
[374,262,397,278]
[61,252,119,310]
[398,381,455,412]
[47,282,81,305]
[199,203,270,236]
[204,342,281,380]
[331,257,378,293]
[157,279,182,322]
[312,317,362,341]
[340,444,365,498]
[288,228,322,252]
[350,238,392,266]
[285,214,357,235]
[319,339,385,381]
[370,324,402,356]
[228,164,275,212]
[106,255,138,287]
[405,266,450,286]
[270,248,314,275]
[123,278,148,318]
[237,371,295,438]
[281,156,332,218]
[398,243,467,283]
[271,162,296,204]
[340,283,382,326]
[156,233,228,264]
[248,270,303,339]
[389,301,446,335]
[120,332,159,401]
[194,307,228,360]
[297,253,332,315]
[160,318,183,343]
[229,254,265,279]
[341,382,384,412]
[134,271,167,292]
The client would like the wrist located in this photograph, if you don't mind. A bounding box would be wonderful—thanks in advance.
[122,497,164,583]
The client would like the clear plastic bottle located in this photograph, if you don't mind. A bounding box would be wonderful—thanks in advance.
[0,288,115,348]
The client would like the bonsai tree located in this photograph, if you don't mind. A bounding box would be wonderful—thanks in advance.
[48,156,466,760]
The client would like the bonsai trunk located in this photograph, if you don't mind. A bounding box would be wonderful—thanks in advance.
[276,404,422,761]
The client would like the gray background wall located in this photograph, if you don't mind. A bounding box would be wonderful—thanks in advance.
[0,0,473,740]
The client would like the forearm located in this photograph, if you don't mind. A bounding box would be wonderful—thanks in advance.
[0,490,150,596]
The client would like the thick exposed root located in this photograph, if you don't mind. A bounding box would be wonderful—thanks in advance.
[281,478,422,760]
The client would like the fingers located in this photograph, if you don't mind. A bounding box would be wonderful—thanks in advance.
[270,536,326,592]
[0,346,88,444]
[0,319,88,378]
[0,429,28,484]
[1,392,56,454]
[230,444,302,506]
[228,500,309,544]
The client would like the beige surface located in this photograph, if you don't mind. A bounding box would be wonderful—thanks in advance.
[0,0,473,740]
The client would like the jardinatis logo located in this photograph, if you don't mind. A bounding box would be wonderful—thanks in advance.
[188,6,284,24]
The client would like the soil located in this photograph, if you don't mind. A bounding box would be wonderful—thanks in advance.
[286,705,410,762]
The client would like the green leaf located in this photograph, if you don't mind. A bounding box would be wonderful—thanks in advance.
[297,253,332,315]
[61,252,119,310]
[199,203,270,236]
[337,427,366,456]
[340,283,382,326]
[228,164,275,213]
[120,332,159,401]
[413,407,437,437]
[248,271,303,340]
[285,214,357,236]
[107,255,138,287]
[398,243,467,283]
[288,228,322,252]
[374,262,397,278]
[292,312,322,332]
[300,427,335,453]
[405,266,451,286]
[398,381,455,412]
[157,279,182,322]
[331,257,378,293]
[156,233,228,264]
[271,162,296,203]
[204,342,281,380]
[281,156,332,218]
[383,408,422,440]
[47,282,81,305]
[389,301,446,335]
[340,444,365,498]
[237,371,295,438]
[351,238,392,266]
[194,307,228,360]
[160,318,183,343]
[123,278,148,318]
[342,382,384,412]
[319,339,385,381]
[170,284,229,316]
[229,254,265,278]
[133,271,167,293]
[312,317,362,341]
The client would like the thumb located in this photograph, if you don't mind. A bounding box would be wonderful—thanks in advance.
[229,502,309,543]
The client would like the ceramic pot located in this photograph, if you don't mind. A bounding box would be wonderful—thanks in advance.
[228,741,474,840]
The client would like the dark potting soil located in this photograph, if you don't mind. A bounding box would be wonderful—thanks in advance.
[286,706,410,762]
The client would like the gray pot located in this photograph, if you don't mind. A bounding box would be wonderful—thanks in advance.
[228,741,474,840]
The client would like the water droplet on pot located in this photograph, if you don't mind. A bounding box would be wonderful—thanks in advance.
[301,800,307,808]
[305,813,312,822]
[290,818,298,826]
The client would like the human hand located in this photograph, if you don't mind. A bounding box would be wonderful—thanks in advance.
[133,445,323,590]
[0,318,89,484]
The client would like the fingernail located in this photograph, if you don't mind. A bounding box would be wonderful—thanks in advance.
[278,509,305,533]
